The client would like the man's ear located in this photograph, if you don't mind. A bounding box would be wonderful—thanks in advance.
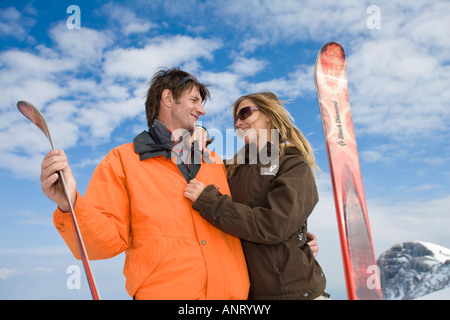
[161,89,173,107]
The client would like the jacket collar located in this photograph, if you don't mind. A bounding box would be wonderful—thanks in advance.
[133,120,173,161]
[133,120,212,164]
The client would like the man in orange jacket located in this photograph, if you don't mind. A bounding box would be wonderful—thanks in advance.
[40,68,250,299]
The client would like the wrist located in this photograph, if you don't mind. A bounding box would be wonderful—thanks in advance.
[58,193,77,213]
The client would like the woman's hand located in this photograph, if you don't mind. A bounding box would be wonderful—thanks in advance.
[184,179,206,203]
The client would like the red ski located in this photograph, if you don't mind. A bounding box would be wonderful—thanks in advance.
[314,42,383,300]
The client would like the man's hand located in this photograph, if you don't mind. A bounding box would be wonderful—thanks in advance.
[307,232,319,257]
[40,149,77,213]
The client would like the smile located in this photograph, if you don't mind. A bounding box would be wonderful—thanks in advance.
[236,128,250,138]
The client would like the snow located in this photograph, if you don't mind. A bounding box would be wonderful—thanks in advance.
[416,286,450,300]
[418,241,450,264]
[379,241,450,300]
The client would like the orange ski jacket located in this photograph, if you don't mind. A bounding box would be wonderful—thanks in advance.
[53,129,249,300]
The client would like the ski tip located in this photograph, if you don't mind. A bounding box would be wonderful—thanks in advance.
[314,41,346,76]
[17,100,31,108]
[17,100,33,115]
[318,41,345,59]
[314,41,348,85]
[17,100,38,114]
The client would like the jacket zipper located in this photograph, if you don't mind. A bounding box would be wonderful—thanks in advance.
[273,246,282,284]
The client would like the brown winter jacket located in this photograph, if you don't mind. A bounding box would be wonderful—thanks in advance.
[193,143,327,300]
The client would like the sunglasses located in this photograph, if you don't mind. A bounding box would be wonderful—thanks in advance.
[235,106,259,122]
[178,74,198,86]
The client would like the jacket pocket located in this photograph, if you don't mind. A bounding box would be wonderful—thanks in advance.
[124,235,177,297]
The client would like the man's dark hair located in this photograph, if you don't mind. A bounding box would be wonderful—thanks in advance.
[144,67,211,128]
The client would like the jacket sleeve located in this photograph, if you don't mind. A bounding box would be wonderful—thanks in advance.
[53,149,130,260]
[192,156,318,245]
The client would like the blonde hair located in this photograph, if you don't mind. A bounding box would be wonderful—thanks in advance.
[227,92,319,177]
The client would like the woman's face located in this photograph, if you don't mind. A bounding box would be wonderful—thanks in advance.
[235,98,272,146]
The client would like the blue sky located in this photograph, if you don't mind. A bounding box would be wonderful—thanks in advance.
[1,0,449,300]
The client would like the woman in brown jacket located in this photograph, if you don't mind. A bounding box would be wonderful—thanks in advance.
[185,92,328,300]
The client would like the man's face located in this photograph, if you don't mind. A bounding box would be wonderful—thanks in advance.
[171,86,205,132]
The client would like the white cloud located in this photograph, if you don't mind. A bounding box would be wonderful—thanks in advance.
[201,71,242,115]
[424,157,448,167]
[49,22,113,62]
[230,57,268,77]
[77,96,144,142]
[44,100,80,149]
[104,35,223,79]
[100,3,157,35]
[360,144,396,163]
[247,65,314,99]
[349,37,450,139]
[238,38,267,54]
[0,268,18,280]
[213,0,368,44]
[4,80,66,114]
[0,50,74,77]
[369,195,450,254]
[361,150,384,163]
[0,151,45,179]
[0,6,36,42]
[0,50,72,109]
[345,1,450,142]
[0,247,68,256]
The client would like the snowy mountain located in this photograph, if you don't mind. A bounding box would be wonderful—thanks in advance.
[377,241,450,300]
[416,286,450,300]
